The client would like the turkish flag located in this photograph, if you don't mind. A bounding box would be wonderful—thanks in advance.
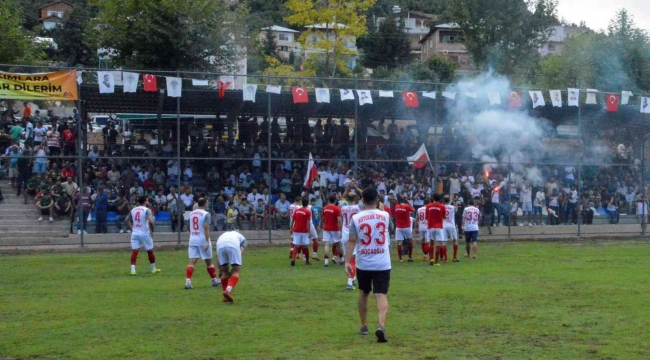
[407,144,430,169]
[606,93,620,112]
[292,86,309,104]
[304,153,318,188]
[508,92,522,108]
[143,74,157,92]
[403,91,419,108]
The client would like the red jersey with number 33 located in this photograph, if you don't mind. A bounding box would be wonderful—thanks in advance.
[322,205,341,231]
[394,204,415,229]
[292,207,311,233]
[425,202,446,229]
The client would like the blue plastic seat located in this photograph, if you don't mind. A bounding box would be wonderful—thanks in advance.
[156,211,171,222]
[106,211,118,222]
[596,207,608,216]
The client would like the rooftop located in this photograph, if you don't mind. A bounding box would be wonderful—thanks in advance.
[260,25,299,33]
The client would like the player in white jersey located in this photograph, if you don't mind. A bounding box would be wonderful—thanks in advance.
[417,200,430,261]
[443,195,460,263]
[341,193,361,290]
[125,196,161,275]
[184,198,219,290]
[346,187,391,343]
[216,230,248,303]
[462,198,481,259]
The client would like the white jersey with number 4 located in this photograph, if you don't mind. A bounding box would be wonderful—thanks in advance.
[463,206,480,232]
[349,209,391,271]
[444,204,456,227]
[130,206,151,236]
[189,209,211,246]
[341,204,361,241]
[417,207,427,232]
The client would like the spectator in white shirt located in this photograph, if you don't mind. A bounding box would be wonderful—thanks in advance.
[183,165,193,180]
[167,160,179,177]
[247,188,264,204]
[180,188,195,211]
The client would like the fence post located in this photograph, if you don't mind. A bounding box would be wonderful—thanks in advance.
[267,75,273,244]
[77,77,84,247]
[176,71,182,246]
[354,76,358,177]
[643,113,646,236]
[507,152,511,239]
[577,97,582,237]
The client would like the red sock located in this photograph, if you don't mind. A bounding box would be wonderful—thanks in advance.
[312,241,318,253]
[291,245,299,261]
[147,250,155,264]
[453,244,459,259]
[324,254,329,259]
[349,257,357,279]
[408,242,413,258]
[227,275,239,290]
[185,266,194,279]
[302,246,310,260]
[130,250,139,265]
[421,242,427,254]
[428,244,434,259]
[220,278,228,291]
[333,246,339,257]
[207,266,217,279]
[434,246,440,264]
[397,245,403,260]
[443,246,448,261]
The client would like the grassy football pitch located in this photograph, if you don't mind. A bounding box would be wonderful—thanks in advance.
[1,241,649,360]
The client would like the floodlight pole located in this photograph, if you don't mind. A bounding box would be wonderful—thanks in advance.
[176,70,181,246]
[267,75,273,244]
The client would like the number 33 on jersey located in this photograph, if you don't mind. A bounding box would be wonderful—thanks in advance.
[349,209,391,271]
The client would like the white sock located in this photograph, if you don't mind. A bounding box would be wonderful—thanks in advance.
[131,265,136,272]
[186,278,191,283]
[313,252,317,257]
[226,285,233,292]
[347,278,353,286]
[150,263,155,270]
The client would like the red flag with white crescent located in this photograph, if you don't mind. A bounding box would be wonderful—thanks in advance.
[402,91,419,108]
[143,74,157,92]
[292,86,309,104]
[406,144,430,169]
[218,76,234,98]
[606,93,620,112]
[304,153,318,188]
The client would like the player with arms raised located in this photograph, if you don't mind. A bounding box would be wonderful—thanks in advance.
[443,195,460,263]
[341,193,361,289]
[321,195,342,266]
[394,196,415,263]
[462,199,480,259]
[290,197,313,266]
[125,196,161,275]
[417,199,430,261]
[184,198,219,290]
[216,231,247,303]
[345,187,391,343]
[425,193,446,266]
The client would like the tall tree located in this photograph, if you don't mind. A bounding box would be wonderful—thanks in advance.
[448,0,557,75]
[89,0,247,71]
[262,29,279,59]
[285,0,377,78]
[359,14,413,69]
[0,0,45,64]
[50,6,96,66]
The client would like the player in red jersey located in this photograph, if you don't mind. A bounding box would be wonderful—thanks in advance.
[425,193,446,266]
[290,197,312,266]
[289,197,301,259]
[394,196,415,263]
[321,195,342,266]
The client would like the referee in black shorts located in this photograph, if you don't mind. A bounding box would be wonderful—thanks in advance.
[345,187,392,343]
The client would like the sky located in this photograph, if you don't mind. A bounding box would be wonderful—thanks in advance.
[557,0,650,32]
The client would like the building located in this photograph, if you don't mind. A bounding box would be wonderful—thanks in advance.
[303,23,358,70]
[418,23,473,70]
[539,25,589,56]
[38,1,74,29]
[259,25,300,60]
[375,11,438,55]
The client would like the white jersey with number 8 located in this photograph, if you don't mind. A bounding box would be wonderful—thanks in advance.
[463,206,480,232]
[130,206,151,236]
[189,209,211,246]
[417,207,427,231]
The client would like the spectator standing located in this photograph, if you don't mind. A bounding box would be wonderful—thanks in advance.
[33,122,46,144]
[62,125,76,157]
[167,187,180,232]
[115,195,131,234]
[33,144,48,175]
[74,187,93,234]
[24,118,34,150]
[46,127,61,156]
[95,186,109,233]
[10,122,23,143]
[8,145,22,189]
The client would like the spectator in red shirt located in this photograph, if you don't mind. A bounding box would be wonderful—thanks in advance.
[62,126,77,156]
[61,162,75,181]
[143,175,157,193]
[394,196,415,263]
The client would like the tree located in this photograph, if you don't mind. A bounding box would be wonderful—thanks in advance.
[89,0,247,71]
[359,14,412,69]
[0,0,45,63]
[262,29,279,59]
[285,0,377,78]
[50,6,96,66]
[448,0,557,75]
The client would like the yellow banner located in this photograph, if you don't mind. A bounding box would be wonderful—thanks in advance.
[0,70,78,100]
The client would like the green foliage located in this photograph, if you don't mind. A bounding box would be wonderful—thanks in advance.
[448,0,557,75]
[245,0,288,29]
[359,15,413,70]
[371,54,456,82]
[0,0,46,64]
[49,6,96,66]
[262,29,280,59]
[89,0,247,71]
[1,244,650,359]
[426,54,456,82]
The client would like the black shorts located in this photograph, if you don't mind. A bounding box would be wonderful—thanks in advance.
[464,231,478,243]
[356,268,391,295]
[41,208,51,215]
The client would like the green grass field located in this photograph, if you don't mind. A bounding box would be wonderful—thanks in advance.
[1,242,649,360]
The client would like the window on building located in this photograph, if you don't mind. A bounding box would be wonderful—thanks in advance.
[47,10,64,18]
[547,44,556,52]
[440,31,459,43]
[279,46,289,52]
[278,33,292,42]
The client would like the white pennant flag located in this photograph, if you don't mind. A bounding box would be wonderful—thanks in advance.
[76,71,83,85]
[357,90,373,105]
[549,90,562,107]
[266,85,281,94]
[166,77,182,97]
[315,88,330,103]
[465,92,478,99]
[422,91,436,99]
[641,97,650,114]
[243,84,258,102]
[586,89,598,104]
[487,92,501,105]
[529,91,545,108]
[379,90,394,98]
[122,72,139,93]
[97,71,115,94]
[340,89,355,101]
[192,79,209,86]
[621,91,633,105]
[567,88,580,107]
[442,91,456,100]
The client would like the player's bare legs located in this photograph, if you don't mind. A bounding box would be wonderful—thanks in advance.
[375,294,388,327]
[323,241,331,266]
[452,239,460,262]
[471,242,478,259]
[358,292,370,332]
